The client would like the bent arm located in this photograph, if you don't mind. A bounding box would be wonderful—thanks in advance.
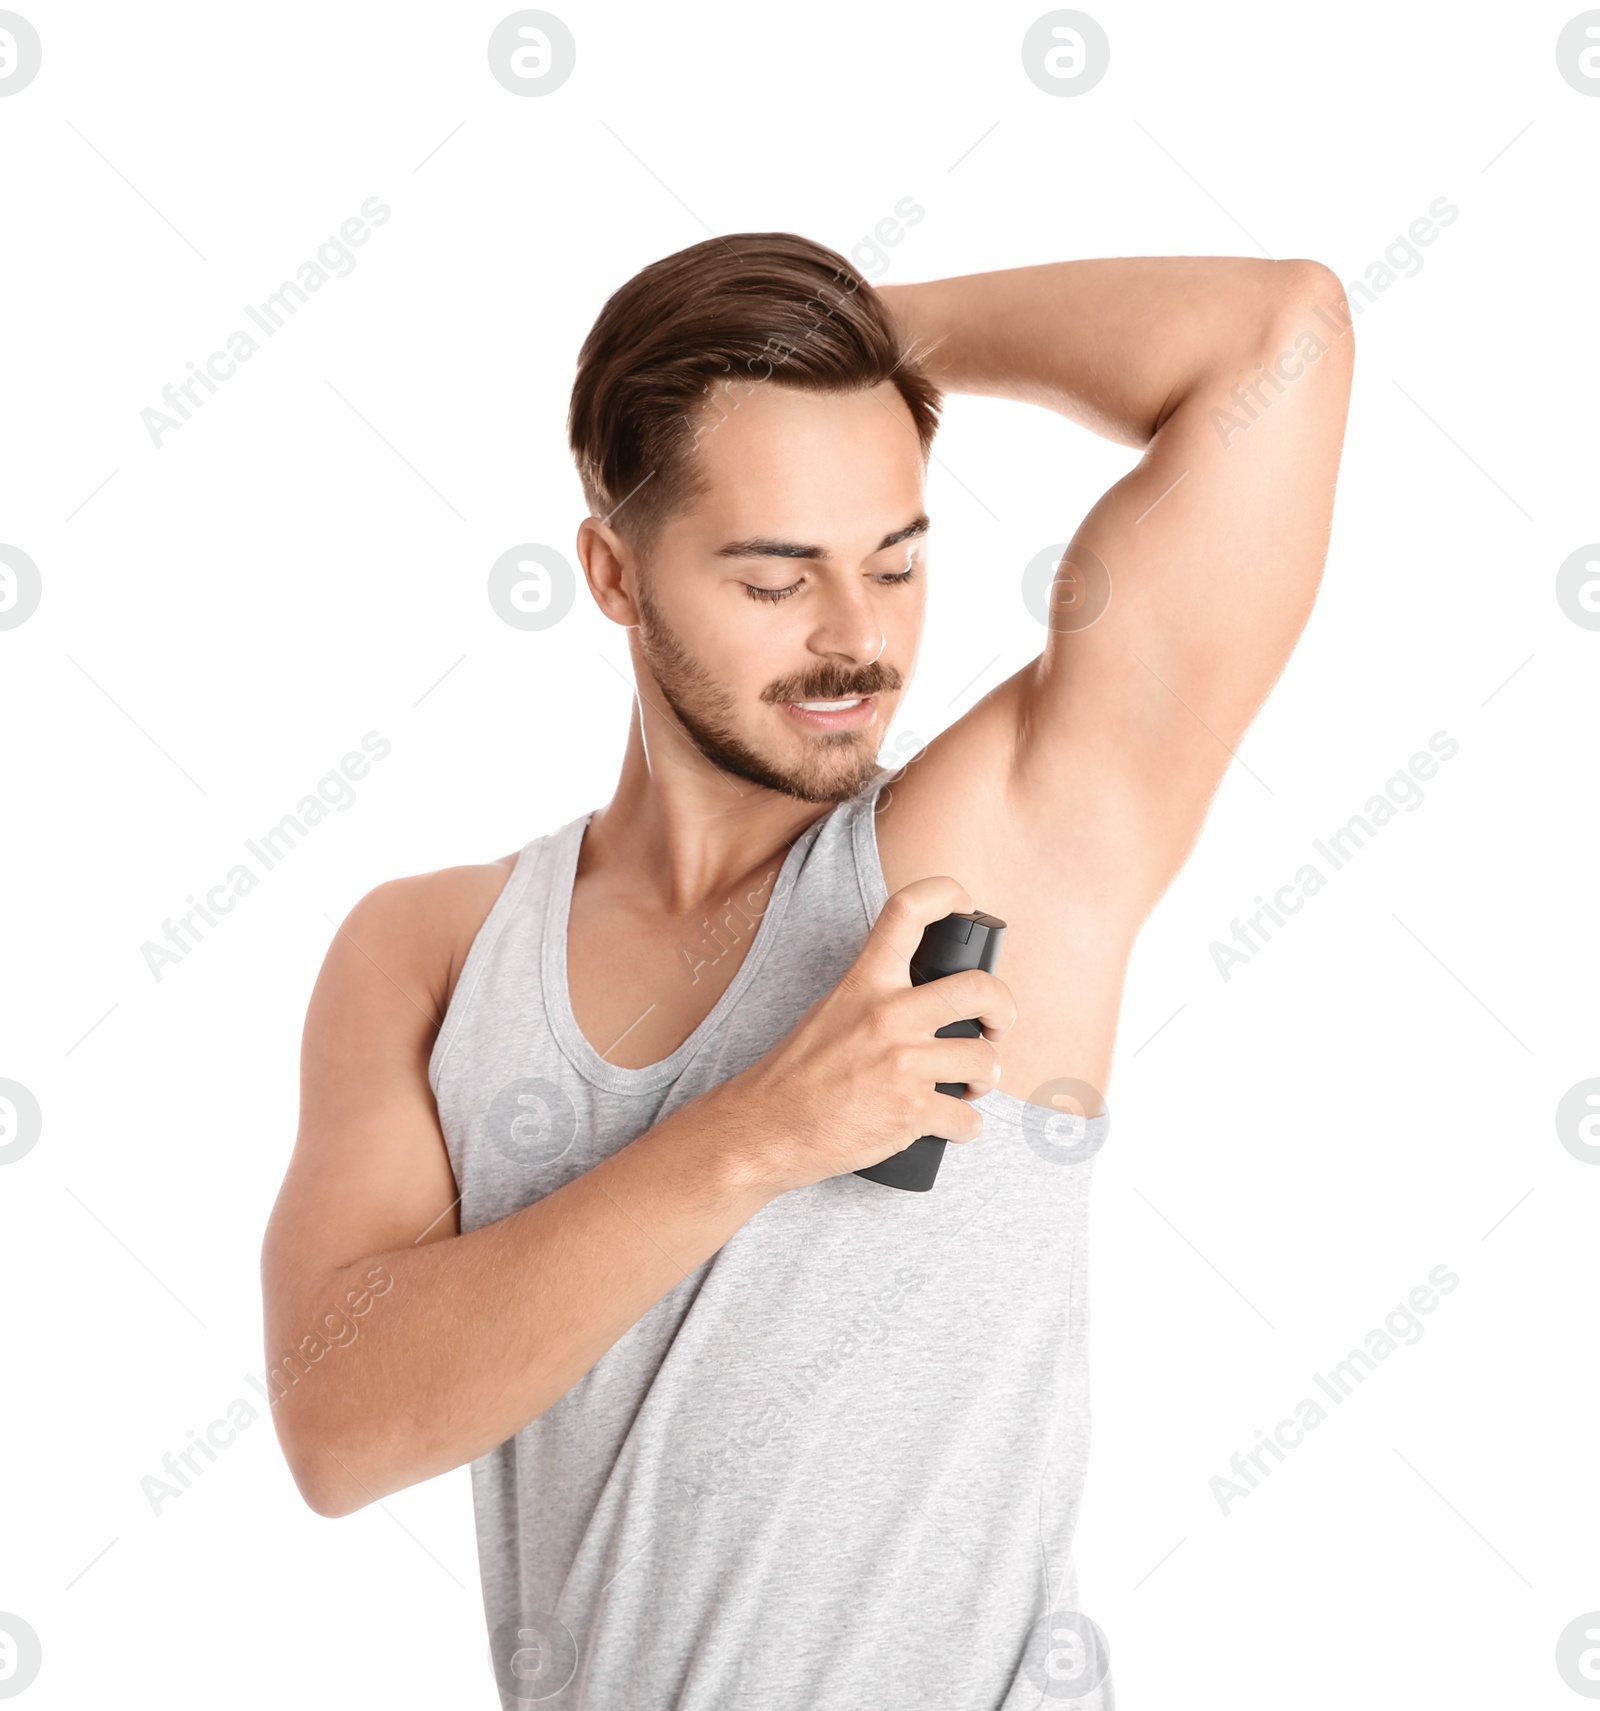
[260,875,777,1518]
[876,256,1353,910]
[877,255,1329,444]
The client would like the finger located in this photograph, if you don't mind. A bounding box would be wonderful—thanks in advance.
[921,1035,1002,1098]
[899,970,1016,1039]
[921,1088,986,1144]
[850,877,975,992]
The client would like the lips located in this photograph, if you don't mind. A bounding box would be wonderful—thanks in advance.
[781,694,876,731]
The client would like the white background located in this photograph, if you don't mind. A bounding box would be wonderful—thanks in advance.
[2,2,1597,1706]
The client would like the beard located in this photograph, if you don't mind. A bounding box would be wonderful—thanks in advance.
[633,578,902,805]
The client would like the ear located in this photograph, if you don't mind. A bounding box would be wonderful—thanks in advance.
[576,516,640,626]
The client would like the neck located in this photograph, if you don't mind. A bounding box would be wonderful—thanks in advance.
[583,697,845,921]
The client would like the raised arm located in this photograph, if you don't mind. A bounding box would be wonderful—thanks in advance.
[878,257,1354,911]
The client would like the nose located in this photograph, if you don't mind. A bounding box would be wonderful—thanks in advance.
[804,574,887,668]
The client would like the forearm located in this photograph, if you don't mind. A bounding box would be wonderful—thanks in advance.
[271,1092,778,1517]
[877,256,1321,447]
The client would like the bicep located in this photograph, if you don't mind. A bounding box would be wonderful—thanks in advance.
[1013,263,1354,901]
[261,880,466,1333]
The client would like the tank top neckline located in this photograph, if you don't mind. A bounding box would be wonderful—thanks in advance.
[539,795,854,1096]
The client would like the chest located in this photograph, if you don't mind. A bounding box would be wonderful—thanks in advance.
[565,872,777,1072]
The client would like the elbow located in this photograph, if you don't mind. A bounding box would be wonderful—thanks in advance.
[272,1405,379,1520]
[1271,259,1355,366]
[293,1467,369,1521]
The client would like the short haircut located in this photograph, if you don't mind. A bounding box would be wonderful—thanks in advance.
[567,232,943,556]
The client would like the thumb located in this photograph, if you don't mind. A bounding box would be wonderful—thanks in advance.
[850,876,975,993]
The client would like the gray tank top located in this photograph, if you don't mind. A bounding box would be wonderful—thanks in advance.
[430,769,1113,1709]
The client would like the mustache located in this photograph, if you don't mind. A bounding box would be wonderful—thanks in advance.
[764,662,901,704]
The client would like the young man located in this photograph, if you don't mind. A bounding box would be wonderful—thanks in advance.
[262,234,1352,1707]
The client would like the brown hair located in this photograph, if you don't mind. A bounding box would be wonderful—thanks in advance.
[567,232,943,555]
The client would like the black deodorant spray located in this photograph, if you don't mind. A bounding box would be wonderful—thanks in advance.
[854,909,1007,1192]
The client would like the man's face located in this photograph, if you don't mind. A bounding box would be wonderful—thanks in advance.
[629,379,928,805]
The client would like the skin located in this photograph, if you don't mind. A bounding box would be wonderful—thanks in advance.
[262,254,1353,1516]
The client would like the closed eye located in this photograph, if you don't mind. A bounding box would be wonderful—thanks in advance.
[743,566,916,604]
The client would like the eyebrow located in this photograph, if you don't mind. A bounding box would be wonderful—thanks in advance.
[712,514,930,562]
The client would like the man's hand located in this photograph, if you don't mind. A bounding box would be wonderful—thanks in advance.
[707,875,1016,1193]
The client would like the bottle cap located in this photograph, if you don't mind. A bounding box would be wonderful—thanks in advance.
[910,910,1007,981]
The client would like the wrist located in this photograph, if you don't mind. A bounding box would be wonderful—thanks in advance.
[685,1074,799,1207]
[876,277,963,396]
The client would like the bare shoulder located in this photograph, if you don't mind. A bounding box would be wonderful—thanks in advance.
[329,850,523,1027]
[274,849,524,1291]
[876,667,1132,913]
[876,632,1206,929]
